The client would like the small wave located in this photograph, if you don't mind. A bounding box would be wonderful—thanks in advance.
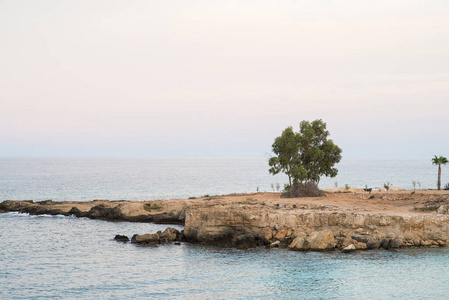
[0,212,32,218]
[0,212,80,219]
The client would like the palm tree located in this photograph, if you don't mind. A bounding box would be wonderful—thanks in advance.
[432,155,448,190]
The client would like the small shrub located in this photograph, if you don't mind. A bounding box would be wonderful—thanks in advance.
[345,184,350,191]
[188,196,197,199]
[276,182,280,192]
[414,205,439,212]
[444,183,449,190]
[282,182,324,198]
[271,183,275,192]
[144,204,162,212]
[384,182,391,193]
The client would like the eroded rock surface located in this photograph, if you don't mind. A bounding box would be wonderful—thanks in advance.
[3,191,449,251]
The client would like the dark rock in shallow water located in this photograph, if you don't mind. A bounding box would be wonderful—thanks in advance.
[87,205,124,220]
[381,238,390,249]
[389,239,403,249]
[366,240,381,249]
[20,206,66,216]
[235,234,257,249]
[68,207,85,217]
[114,235,130,242]
[159,227,180,242]
[131,233,160,245]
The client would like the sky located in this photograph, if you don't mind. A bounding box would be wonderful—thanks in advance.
[1,0,448,158]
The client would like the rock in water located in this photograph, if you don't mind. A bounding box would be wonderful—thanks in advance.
[131,233,160,244]
[114,235,130,242]
[159,227,179,242]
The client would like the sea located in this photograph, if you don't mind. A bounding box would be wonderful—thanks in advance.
[1,157,448,299]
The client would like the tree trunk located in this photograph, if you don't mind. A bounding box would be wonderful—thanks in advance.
[438,164,442,190]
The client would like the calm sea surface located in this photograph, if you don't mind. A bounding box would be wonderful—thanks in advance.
[1,158,448,299]
[0,158,440,202]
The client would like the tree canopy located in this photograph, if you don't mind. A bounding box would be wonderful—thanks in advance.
[268,119,342,196]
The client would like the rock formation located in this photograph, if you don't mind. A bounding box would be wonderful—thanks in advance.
[2,191,449,252]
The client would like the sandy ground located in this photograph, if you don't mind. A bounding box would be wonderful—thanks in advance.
[186,189,449,216]
[3,190,449,218]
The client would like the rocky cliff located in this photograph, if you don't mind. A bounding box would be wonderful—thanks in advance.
[183,198,449,251]
[2,191,449,251]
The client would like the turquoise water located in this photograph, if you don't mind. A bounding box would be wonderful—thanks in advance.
[1,158,447,299]
[0,158,440,202]
[1,212,449,299]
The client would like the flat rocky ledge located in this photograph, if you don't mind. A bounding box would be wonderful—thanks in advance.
[2,190,449,252]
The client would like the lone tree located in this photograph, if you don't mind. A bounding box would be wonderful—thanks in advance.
[432,155,448,190]
[268,119,342,197]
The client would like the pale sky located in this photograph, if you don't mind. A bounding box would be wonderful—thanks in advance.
[1,0,448,158]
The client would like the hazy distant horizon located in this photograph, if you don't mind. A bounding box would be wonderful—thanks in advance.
[1,1,448,159]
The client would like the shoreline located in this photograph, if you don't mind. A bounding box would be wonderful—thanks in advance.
[2,190,449,251]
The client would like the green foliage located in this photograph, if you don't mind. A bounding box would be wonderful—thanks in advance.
[144,204,162,211]
[345,184,350,191]
[384,182,391,192]
[413,205,439,212]
[268,119,342,194]
[432,155,449,166]
[432,155,448,190]
[444,183,449,190]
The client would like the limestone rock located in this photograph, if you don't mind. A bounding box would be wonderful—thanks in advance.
[354,242,367,250]
[437,205,448,214]
[343,244,356,252]
[275,229,287,240]
[270,241,281,248]
[159,227,179,242]
[288,237,306,251]
[132,233,160,244]
[307,230,336,251]
[87,205,124,220]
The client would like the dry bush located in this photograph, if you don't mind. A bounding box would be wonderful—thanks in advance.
[282,182,324,198]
